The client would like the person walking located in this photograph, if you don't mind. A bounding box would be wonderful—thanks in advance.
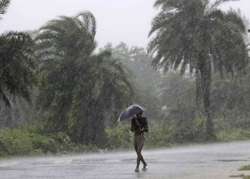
[131,111,148,172]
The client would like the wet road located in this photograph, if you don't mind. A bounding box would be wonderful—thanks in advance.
[1,141,250,179]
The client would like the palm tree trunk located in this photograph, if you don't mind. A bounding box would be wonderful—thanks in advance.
[200,61,215,141]
[195,70,202,110]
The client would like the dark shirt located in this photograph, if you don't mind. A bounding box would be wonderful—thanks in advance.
[131,116,148,135]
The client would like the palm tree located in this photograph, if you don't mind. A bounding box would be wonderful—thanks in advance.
[67,51,133,144]
[0,0,35,107]
[148,0,248,140]
[35,12,96,63]
[0,0,9,18]
[35,12,133,145]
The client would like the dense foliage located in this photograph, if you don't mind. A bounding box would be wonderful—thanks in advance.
[102,43,162,120]
[0,0,35,107]
[148,0,249,139]
[35,12,133,146]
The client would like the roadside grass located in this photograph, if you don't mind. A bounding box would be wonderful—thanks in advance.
[240,165,250,171]
[230,165,250,179]
[0,127,99,158]
[1,122,250,159]
[217,129,250,142]
[240,165,250,178]
[231,175,250,179]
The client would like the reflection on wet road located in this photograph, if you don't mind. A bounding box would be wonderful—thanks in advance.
[1,141,250,179]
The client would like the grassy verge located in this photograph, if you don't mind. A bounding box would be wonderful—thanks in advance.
[217,129,250,142]
[239,165,250,171]
[239,165,250,179]
[0,127,98,159]
[230,165,250,179]
[2,122,250,159]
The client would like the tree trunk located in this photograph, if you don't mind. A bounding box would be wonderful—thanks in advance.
[200,61,215,141]
[195,70,202,110]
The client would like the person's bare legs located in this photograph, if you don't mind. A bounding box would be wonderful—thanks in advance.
[137,135,147,169]
[134,135,140,172]
[134,134,147,172]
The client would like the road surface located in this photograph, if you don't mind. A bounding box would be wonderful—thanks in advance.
[1,141,250,179]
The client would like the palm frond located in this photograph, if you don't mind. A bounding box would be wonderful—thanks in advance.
[149,10,177,36]
[210,0,236,9]
[154,0,185,9]
[0,0,9,16]
[0,32,35,106]
[76,11,96,38]
[225,10,246,32]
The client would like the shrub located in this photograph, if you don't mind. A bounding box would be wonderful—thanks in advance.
[30,134,57,153]
[217,129,250,142]
[171,117,207,143]
[0,127,64,157]
[0,128,33,156]
[146,122,174,147]
[105,124,132,149]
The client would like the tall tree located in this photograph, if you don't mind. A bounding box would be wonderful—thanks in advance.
[35,12,133,145]
[103,42,162,120]
[148,0,248,139]
[0,0,35,108]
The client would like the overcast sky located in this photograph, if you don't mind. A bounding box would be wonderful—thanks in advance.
[0,0,249,48]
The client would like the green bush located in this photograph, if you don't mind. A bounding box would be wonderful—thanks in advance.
[146,122,174,147]
[31,134,57,153]
[171,117,207,143]
[105,124,132,149]
[0,126,101,158]
[0,128,33,156]
[217,129,250,142]
[0,127,71,156]
[48,132,72,151]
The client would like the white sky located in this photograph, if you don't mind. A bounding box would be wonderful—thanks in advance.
[0,0,249,48]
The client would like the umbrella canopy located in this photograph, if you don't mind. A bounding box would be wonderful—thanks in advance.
[118,104,144,121]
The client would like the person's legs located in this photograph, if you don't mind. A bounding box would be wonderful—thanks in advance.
[137,135,147,168]
[134,135,140,172]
